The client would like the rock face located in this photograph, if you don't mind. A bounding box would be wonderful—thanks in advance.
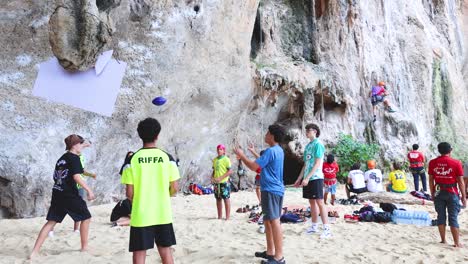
[0,0,467,218]
[49,0,117,71]
[244,0,468,153]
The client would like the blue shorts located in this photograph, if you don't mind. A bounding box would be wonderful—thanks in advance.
[434,191,461,228]
[324,183,337,194]
[261,191,283,221]
[371,95,385,106]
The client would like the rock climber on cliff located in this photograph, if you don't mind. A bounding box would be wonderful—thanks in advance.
[370,81,396,122]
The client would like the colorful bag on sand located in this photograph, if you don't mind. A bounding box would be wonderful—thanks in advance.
[201,186,214,194]
[374,212,392,223]
[280,213,303,223]
[410,191,432,201]
[358,205,374,214]
[380,203,397,213]
[188,183,204,195]
[359,211,374,222]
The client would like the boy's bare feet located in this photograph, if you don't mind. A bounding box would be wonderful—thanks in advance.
[439,240,446,244]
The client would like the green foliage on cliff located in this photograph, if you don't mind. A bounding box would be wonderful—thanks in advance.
[432,60,455,142]
[432,59,467,162]
[332,133,380,182]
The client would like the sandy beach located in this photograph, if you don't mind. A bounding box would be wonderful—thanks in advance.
[1,187,468,264]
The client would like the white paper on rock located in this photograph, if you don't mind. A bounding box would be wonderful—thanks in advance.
[32,57,127,117]
[95,50,114,75]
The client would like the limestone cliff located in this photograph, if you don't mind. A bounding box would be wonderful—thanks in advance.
[0,0,467,218]
[245,0,468,183]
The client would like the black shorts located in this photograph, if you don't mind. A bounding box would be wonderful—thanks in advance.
[346,183,367,194]
[46,195,91,223]
[129,223,176,252]
[303,179,324,199]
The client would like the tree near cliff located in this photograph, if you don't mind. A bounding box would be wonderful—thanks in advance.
[332,133,380,182]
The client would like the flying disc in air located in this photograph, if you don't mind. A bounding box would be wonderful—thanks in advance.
[152,96,167,106]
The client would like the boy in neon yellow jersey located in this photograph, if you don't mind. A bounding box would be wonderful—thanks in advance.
[212,144,233,220]
[387,161,408,193]
[121,118,180,264]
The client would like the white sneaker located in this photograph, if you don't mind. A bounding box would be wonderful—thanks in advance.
[258,225,265,234]
[306,225,319,234]
[48,231,54,238]
[73,229,80,234]
[257,215,264,225]
[320,229,332,239]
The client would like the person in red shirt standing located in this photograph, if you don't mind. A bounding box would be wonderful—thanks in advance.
[429,142,466,248]
[322,154,339,205]
[247,143,264,204]
[408,144,427,192]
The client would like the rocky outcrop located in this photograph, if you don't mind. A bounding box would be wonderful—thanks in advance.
[129,0,151,21]
[358,192,432,206]
[0,0,467,218]
[49,0,118,71]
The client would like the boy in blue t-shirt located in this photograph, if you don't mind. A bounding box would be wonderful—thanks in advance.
[294,123,331,238]
[234,124,286,264]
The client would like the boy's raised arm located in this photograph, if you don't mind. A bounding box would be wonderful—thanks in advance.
[234,147,259,171]
[83,170,97,179]
[247,143,260,159]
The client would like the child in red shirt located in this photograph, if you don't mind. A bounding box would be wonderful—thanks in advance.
[322,154,339,205]
[248,143,264,204]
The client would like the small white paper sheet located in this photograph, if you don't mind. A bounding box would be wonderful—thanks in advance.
[32,55,126,117]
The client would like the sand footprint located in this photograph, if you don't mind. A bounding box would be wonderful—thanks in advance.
[182,247,198,255]
[374,246,390,252]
